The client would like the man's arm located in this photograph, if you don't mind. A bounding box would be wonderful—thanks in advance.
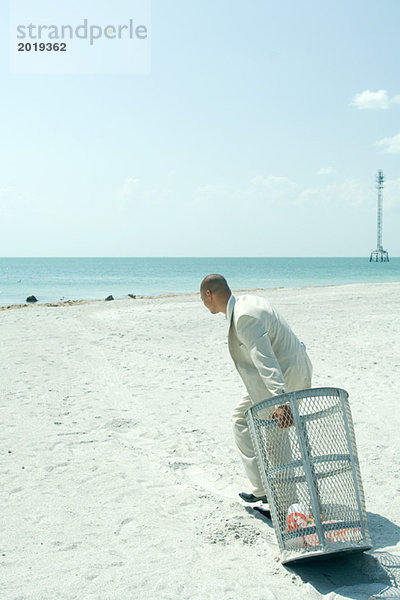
[236,313,286,397]
[236,313,293,428]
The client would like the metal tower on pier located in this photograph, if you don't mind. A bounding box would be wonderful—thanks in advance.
[370,170,389,262]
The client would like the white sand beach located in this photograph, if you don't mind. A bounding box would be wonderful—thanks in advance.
[2,282,400,600]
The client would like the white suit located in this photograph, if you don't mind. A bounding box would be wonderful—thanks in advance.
[227,294,312,497]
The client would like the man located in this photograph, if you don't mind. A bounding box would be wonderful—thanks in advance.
[200,273,312,504]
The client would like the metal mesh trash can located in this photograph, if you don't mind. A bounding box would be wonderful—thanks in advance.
[246,387,372,564]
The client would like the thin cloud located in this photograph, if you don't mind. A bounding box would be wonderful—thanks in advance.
[195,175,373,210]
[375,132,400,154]
[349,89,400,110]
[317,167,333,175]
[384,178,400,209]
[119,177,141,197]
[294,179,374,208]
[249,175,299,195]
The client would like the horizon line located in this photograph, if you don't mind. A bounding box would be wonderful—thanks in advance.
[0,256,399,260]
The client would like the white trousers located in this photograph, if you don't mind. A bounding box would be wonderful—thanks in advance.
[231,395,297,509]
[232,395,266,497]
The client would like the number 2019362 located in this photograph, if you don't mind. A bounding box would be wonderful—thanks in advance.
[18,43,67,51]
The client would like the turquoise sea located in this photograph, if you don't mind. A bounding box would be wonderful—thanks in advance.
[0,257,399,306]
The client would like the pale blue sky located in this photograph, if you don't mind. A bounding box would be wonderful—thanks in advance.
[1,0,399,256]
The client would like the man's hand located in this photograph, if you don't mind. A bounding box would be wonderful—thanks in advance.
[271,405,294,429]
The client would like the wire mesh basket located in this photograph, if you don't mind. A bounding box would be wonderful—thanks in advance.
[246,387,372,564]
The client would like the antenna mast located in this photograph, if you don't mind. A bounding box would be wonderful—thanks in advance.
[370,170,389,262]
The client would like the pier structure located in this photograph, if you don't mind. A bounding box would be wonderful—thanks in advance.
[370,170,389,262]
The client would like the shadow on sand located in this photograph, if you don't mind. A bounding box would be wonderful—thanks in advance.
[285,512,400,599]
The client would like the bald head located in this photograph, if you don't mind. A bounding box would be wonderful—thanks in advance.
[200,274,231,314]
[200,274,231,296]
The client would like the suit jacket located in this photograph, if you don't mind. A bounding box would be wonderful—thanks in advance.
[227,294,312,405]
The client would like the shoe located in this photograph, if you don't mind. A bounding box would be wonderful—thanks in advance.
[238,492,268,504]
